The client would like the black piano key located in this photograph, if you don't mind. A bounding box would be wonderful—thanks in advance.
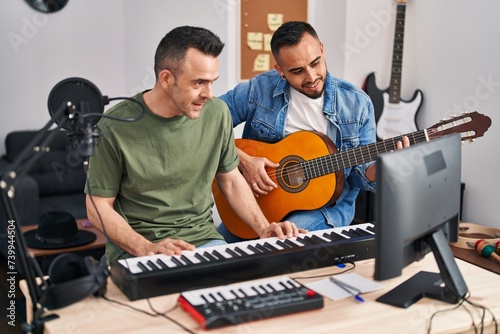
[238,288,248,297]
[201,294,211,304]
[217,292,227,301]
[180,255,194,265]
[323,232,345,242]
[212,250,226,260]
[233,246,249,256]
[342,229,364,238]
[225,248,240,258]
[256,244,271,253]
[252,286,265,295]
[137,262,150,272]
[203,251,218,261]
[209,292,221,302]
[147,260,160,270]
[303,235,324,245]
[310,235,329,244]
[247,244,263,254]
[366,225,376,234]
[295,237,312,246]
[284,239,299,248]
[353,228,373,236]
[276,240,293,249]
[156,258,169,269]
[171,257,185,266]
[263,242,280,251]
[195,253,209,263]
[259,284,272,294]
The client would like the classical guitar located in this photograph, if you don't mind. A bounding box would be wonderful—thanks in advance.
[363,0,423,140]
[212,112,491,239]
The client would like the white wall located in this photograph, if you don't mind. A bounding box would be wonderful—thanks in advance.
[1,0,498,228]
[336,0,500,228]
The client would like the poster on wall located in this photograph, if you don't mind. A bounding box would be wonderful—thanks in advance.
[240,0,308,81]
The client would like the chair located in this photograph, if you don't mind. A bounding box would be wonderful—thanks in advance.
[0,129,87,259]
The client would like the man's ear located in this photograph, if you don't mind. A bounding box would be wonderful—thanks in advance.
[159,69,174,89]
[274,64,285,79]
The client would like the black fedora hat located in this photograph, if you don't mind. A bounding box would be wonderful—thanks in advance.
[24,211,96,249]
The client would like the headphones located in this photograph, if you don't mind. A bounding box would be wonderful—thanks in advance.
[39,253,108,310]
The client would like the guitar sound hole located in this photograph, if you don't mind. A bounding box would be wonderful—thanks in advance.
[277,155,308,193]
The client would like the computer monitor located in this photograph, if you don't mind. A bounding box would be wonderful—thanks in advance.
[374,133,468,308]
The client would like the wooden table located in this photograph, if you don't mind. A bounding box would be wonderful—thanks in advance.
[21,219,106,272]
[20,253,500,334]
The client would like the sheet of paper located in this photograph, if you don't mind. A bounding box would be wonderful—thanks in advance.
[303,278,353,301]
[331,273,384,293]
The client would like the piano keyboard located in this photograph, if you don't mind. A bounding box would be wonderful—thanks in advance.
[178,276,323,329]
[110,222,375,300]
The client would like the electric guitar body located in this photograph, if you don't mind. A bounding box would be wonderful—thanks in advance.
[365,72,423,139]
[364,0,423,140]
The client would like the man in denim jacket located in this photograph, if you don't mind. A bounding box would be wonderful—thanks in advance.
[218,21,408,242]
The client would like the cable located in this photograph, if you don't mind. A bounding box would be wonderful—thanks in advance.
[80,96,146,124]
[426,292,498,334]
[292,261,356,280]
[101,295,196,334]
[465,297,498,334]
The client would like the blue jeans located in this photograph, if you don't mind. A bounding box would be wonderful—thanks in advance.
[198,239,228,248]
[217,209,334,243]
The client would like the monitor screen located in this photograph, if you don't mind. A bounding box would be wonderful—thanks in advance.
[374,133,468,308]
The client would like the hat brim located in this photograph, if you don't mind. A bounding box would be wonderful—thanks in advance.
[24,229,97,249]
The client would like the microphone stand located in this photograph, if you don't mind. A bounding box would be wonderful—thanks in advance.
[0,102,76,334]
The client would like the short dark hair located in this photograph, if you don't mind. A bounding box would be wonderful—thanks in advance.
[270,21,319,61]
[154,26,225,78]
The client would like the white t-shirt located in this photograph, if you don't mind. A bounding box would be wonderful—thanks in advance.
[285,87,327,136]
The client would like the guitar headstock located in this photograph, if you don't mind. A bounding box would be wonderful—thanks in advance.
[428,112,492,143]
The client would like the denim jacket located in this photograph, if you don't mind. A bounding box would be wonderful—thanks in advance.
[220,70,376,227]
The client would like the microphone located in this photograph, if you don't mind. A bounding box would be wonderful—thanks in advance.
[47,78,109,166]
[48,77,109,129]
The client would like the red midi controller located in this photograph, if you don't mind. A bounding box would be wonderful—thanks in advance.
[178,276,323,329]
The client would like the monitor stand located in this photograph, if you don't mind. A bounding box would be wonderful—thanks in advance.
[376,229,468,308]
[376,271,447,308]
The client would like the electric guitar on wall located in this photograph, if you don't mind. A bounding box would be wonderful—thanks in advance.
[212,112,491,239]
[364,0,423,140]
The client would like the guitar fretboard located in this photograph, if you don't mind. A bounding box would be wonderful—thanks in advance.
[302,129,429,180]
[389,3,407,104]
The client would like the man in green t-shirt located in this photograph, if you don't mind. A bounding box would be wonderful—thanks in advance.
[85,26,305,262]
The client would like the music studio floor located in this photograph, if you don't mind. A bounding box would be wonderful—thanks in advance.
[1,252,25,334]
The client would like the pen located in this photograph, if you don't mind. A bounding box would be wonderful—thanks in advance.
[330,277,365,303]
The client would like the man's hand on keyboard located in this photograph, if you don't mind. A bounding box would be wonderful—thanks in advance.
[147,238,196,256]
[259,221,307,239]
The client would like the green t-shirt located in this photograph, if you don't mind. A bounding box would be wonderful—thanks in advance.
[85,92,239,261]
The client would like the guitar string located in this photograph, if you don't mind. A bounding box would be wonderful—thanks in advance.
[254,130,432,182]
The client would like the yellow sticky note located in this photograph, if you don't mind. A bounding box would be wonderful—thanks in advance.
[268,14,283,31]
[253,54,270,72]
[263,33,272,51]
[247,32,263,50]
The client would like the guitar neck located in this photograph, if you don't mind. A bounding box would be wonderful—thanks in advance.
[388,2,407,104]
[303,129,428,180]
